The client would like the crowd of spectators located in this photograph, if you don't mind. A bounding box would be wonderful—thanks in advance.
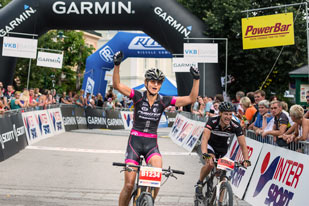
[189,89,309,151]
[0,82,133,114]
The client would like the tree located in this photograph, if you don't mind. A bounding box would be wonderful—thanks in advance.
[177,0,307,99]
[0,0,10,8]
[14,30,94,92]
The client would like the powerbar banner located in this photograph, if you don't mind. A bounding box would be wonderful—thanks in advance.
[242,13,294,50]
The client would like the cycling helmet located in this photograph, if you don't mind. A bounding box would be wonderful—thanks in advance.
[219,102,235,112]
[145,68,165,81]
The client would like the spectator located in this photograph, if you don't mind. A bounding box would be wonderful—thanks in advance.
[191,96,200,114]
[20,89,30,108]
[28,88,38,107]
[85,92,91,107]
[214,94,224,102]
[204,96,213,117]
[239,96,257,130]
[67,91,74,103]
[0,81,5,94]
[235,91,245,116]
[254,90,266,107]
[96,93,104,107]
[34,88,41,96]
[0,99,5,114]
[196,96,205,116]
[246,92,255,105]
[114,99,122,108]
[60,92,71,104]
[262,101,291,147]
[5,85,15,104]
[0,89,9,110]
[51,89,59,103]
[280,105,309,144]
[105,86,116,101]
[209,100,220,117]
[73,94,84,107]
[10,91,25,110]
[38,89,48,109]
[79,89,85,106]
[105,97,115,110]
[89,95,96,108]
[270,95,278,102]
[253,100,273,136]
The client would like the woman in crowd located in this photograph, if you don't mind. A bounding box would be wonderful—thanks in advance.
[10,91,26,110]
[96,93,104,107]
[239,96,257,129]
[280,105,309,143]
[20,89,30,108]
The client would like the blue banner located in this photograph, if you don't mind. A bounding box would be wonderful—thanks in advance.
[82,32,172,96]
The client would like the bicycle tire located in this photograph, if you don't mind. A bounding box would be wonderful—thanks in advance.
[216,182,233,206]
[137,192,154,206]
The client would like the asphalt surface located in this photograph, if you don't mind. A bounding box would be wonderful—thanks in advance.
[0,128,251,206]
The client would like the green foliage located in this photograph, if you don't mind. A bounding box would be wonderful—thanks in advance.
[177,0,307,99]
[14,30,94,92]
[0,0,10,8]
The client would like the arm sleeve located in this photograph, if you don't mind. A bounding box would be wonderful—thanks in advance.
[131,90,142,103]
[234,121,244,137]
[162,96,175,108]
[205,118,215,131]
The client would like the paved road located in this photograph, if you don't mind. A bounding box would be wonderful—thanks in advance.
[0,128,251,206]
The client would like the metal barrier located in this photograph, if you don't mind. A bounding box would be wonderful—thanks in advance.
[246,130,308,154]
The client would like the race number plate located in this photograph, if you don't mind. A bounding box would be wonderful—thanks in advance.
[138,166,162,188]
[217,157,235,171]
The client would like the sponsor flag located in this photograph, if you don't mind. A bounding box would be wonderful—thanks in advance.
[242,13,294,49]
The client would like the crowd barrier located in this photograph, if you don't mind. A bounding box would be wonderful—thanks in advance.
[169,114,308,205]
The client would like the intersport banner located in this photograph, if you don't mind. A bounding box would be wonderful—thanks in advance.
[47,108,65,135]
[245,144,307,206]
[226,137,263,199]
[169,114,204,152]
[33,110,54,139]
[22,111,41,145]
[120,111,134,130]
[242,13,294,50]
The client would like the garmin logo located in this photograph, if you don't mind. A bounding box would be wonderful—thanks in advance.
[128,36,163,50]
[0,5,37,37]
[38,57,62,64]
[52,1,135,15]
[154,7,191,38]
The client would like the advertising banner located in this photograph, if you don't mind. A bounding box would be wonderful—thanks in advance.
[165,112,177,127]
[0,117,20,161]
[2,37,38,58]
[36,51,63,69]
[85,107,107,129]
[169,114,187,141]
[158,112,168,128]
[10,113,28,151]
[84,77,95,97]
[106,109,124,130]
[47,108,65,135]
[121,111,134,130]
[300,84,309,103]
[22,111,41,145]
[182,121,205,152]
[60,106,78,131]
[172,57,197,72]
[226,137,263,199]
[242,13,294,50]
[183,43,218,63]
[33,110,54,139]
[245,144,307,206]
[75,107,88,129]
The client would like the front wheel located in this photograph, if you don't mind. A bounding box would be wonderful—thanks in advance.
[137,192,154,206]
[216,182,233,206]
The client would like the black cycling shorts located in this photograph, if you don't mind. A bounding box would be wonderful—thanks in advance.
[125,133,161,165]
[207,144,227,159]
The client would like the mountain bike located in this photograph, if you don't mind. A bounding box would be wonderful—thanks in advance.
[194,157,245,206]
[113,156,185,206]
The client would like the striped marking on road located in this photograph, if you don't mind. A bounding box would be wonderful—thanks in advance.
[26,145,197,156]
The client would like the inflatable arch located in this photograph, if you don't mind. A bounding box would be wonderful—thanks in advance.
[82,31,172,96]
[0,0,222,98]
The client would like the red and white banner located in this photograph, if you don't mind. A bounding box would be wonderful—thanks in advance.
[22,112,41,145]
[226,137,263,199]
[47,108,65,135]
[33,110,54,139]
[169,114,204,152]
[245,144,307,206]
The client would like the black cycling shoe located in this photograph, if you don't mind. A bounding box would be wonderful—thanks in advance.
[195,181,203,199]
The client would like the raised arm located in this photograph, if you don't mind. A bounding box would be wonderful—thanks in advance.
[175,67,200,107]
[112,51,131,97]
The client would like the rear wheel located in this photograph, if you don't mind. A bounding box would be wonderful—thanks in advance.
[216,182,233,206]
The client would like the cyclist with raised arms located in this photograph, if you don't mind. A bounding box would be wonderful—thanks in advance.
[112,51,200,206]
[195,102,251,198]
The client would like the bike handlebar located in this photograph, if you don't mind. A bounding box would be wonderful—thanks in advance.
[112,162,185,175]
